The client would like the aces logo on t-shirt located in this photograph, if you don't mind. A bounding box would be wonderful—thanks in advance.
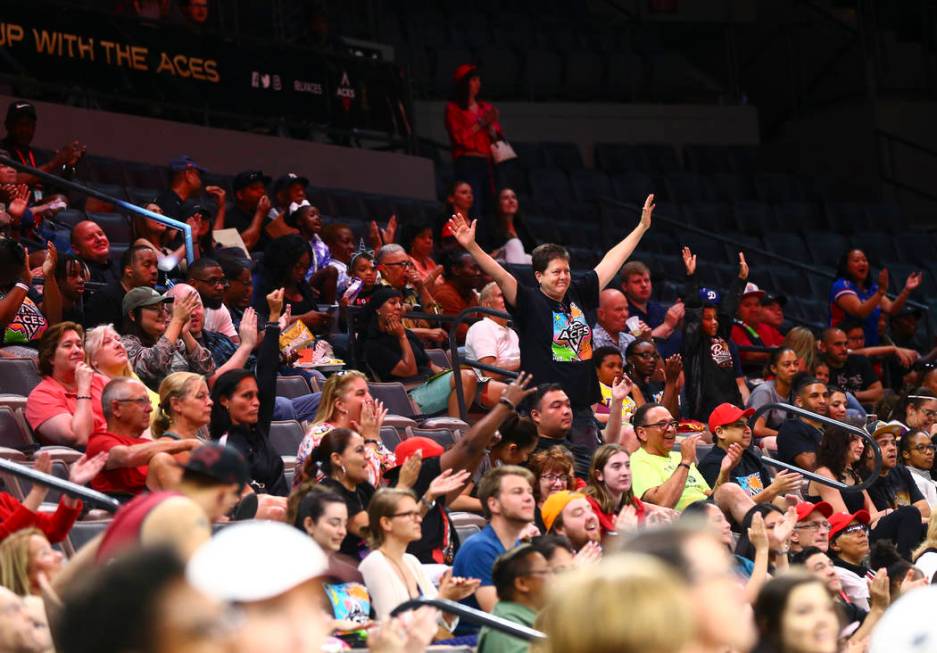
[710,337,734,369]
[551,303,592,363]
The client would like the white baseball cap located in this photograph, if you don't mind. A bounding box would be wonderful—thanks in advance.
[187,521,328,603]
[870,586,937,653]
[741,282,765,299]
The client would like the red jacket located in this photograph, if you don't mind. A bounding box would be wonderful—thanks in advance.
[0,492,82,544]
[445,100,503,159]
[585,494,647,538]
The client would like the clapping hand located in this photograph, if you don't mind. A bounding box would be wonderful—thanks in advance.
[68,451,108,486]
[41,242,57,280]
[438,568,481,601]
[238,307,259,350]
[367,606,440,653]
[663,354,683,386]
[614,504,639,533]
[397,450,422,489]
[748,511,769,552]
[681,246,696,276]
[738,252,749,281]
[574,540,602,566]
[500,370,536,407]
[904,271,923,293]
[447,212,476,249]
[352,397,387,440]
[719,442,744,475]
[610,374,633,402]
[640,193,655,230]
[427,468,471,501]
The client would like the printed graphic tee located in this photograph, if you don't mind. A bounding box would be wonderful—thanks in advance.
[698,336,743,421]
[507,271,600,407]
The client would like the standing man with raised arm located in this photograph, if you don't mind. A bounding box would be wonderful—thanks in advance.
[449,195,654,453]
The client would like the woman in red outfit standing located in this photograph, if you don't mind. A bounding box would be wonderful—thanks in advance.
[0,450,107,544]
[445,64,503,222]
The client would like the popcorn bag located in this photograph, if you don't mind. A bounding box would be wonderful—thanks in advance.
[279,319,315,357]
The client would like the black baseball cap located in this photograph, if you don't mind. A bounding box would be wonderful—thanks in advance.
[5,101,36,123]
[233,169,272,191]
[272,172,309,193]
[183,443,250,489]
[180,200,210,219]
[760,293,787,307]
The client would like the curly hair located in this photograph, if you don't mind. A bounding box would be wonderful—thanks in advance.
[528,446,575,502]
[816,426,861,481]
[260,235,312,287]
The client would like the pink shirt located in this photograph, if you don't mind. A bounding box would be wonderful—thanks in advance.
[26,374,108,445]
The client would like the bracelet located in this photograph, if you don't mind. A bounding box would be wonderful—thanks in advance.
[498,397,516,410]
[14,282,30,293]
[76,395,92,400]
[677,462,691,470]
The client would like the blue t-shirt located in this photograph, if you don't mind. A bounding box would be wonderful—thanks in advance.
[830,278,881,346]
[451,524,508,634]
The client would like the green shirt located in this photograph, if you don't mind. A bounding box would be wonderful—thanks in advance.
[630,447,711,511]
[477,601,537,653]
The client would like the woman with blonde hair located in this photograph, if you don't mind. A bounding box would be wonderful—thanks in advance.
[358,487,479,630]
[534,553,693,653]
[0,528,64,596]
[152,371,212,441]
[782,326,817,372]
[294,370,391,488]
[84,323,159,413]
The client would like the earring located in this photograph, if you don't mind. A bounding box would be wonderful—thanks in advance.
[339,464,347,477]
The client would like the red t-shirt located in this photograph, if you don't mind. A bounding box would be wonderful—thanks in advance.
[86,431,150,495]
[756,323,785,348]
[96,491,181,562]
[444,100,502,160]
[25,374,108,445]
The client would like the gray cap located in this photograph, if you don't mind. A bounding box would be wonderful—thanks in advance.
[122,286,172,316]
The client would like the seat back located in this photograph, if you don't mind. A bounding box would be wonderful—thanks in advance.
[66,520,112,558]
[0,359,41,396]
[379,426,405,451]
[0,406,35,451]
[276,376,311,400]
[367,383,415,417]
[268,420,305,458]
[425,349,451,370]
[406,427,458,449]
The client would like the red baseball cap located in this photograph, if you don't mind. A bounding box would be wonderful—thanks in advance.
[707,403,754,434]
[795,501,833,522]
[453,64,478,82]
[828,510,870,541]
[394,437,445,468]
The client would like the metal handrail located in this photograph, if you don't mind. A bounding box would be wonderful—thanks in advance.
[0,458,121,512]
[0,155,195,266]
[447,307,519,420]
[750,402,882,492]
[389,598,546,642]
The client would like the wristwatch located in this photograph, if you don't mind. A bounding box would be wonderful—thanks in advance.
[421,495,436,511]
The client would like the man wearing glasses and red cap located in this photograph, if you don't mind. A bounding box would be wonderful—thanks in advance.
[828,509,872,611]
[698,402,803,503]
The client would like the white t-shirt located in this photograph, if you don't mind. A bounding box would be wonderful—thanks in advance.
[204,304,237,339]
[464,317,520,367]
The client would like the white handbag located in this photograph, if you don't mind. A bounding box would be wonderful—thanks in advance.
[491,139,518,164]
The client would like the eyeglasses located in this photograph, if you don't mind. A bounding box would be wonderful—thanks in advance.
[382,260,413,268]
[631,351,660,359]
[795,520,830,531]
[841,523,868,536]
[639,419,679,431]
[115,397,151,406]
[192,276,229,288]
[541,473,570,484]
[913,444,937,453]
[390,510,422,520]
[921,408,937,420]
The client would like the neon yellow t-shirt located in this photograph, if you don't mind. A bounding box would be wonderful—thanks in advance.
[630,447,711,512]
